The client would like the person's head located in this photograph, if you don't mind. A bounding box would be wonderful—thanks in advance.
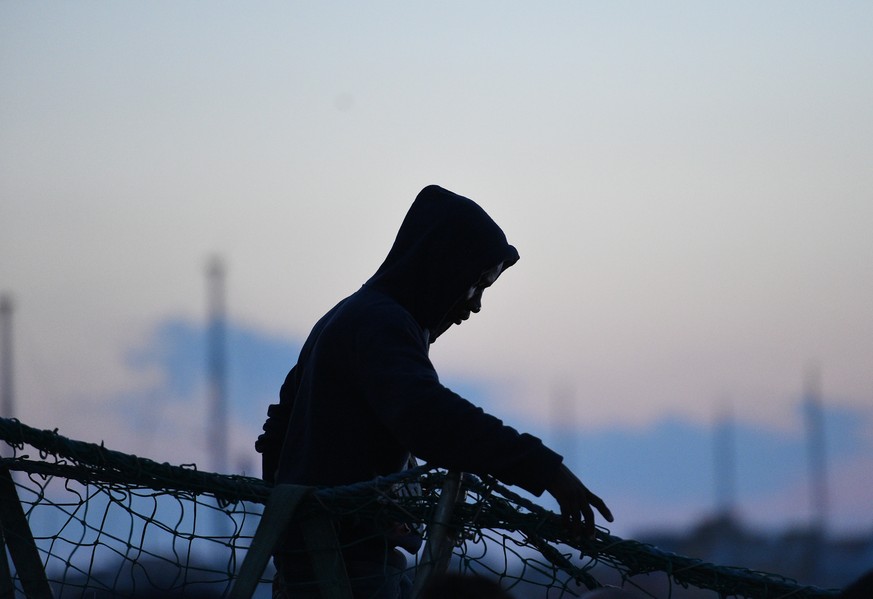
[366,186,519,342]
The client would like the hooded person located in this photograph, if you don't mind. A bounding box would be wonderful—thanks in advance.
[256,185,612,598]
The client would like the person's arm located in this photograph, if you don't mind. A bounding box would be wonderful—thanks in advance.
[356,312,555,494]
[357,307,614,534]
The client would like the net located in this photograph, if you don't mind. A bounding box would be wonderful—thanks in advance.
[0,417,839,598]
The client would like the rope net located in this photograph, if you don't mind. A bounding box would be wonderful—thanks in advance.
[0,417,838,598]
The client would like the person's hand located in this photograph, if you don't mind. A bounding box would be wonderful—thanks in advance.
[546,464,613,540]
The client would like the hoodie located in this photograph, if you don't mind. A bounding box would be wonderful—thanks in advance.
[257,185,563,497]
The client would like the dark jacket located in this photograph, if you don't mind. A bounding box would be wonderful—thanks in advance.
[257,185,562,496]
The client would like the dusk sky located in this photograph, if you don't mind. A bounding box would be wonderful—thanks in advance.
[1,2,871,538]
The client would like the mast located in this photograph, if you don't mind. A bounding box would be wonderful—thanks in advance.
[550,381,577,467]
[713,402,737,519]
[206,257,228,475]
[802,363,828,582]
[0,295,13,419]
[804,364,827,536]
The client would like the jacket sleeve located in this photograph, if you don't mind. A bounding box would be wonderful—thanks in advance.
[355,310,563,496]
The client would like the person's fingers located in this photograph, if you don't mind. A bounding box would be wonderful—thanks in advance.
[589,492,614,523]
[581,499,596,539]
[560,500,573,534]
[562,497,583,540]
[574,513,584,539]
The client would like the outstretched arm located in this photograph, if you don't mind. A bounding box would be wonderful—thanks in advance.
[546,464,613,540]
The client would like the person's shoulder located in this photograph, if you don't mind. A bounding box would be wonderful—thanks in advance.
[345,286,424,341]
[345,286,412,320]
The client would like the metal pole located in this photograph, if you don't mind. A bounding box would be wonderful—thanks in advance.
[550,382,576,466]
[803,363,827,583]
[412,471,463,598]
[206,257,228,476]
[804,364,827,536]
[713,403,737,518]
[0,466,54,598]
[0,295,13,420]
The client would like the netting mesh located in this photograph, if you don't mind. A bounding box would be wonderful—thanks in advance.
[0,417,839,598]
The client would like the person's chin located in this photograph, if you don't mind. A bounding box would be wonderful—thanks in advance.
[431,321,452,341]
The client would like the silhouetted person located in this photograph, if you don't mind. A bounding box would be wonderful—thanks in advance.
[257,185,612,598]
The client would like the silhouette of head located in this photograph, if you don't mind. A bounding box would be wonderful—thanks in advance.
[366,185,519,343]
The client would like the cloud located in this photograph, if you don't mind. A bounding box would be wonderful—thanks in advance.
[123,317,297,411]
[100,317,301,473]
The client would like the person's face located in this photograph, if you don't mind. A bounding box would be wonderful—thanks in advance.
[446,262,505,327]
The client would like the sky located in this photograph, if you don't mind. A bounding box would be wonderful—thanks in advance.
[1,2,872,539]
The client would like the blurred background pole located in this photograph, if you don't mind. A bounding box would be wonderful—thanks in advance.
[550,381,576,469]
[0,295,13,420]
[713,402,737,520]
[206,257,228,476]
[803,363,828,581]
[804,364,828,537]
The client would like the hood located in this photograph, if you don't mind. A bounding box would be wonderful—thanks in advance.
[365,185,519,341]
